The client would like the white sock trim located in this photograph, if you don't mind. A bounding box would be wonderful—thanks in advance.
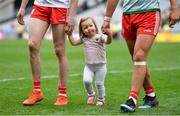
[147,92,155,97]
[88,92,95,97]
[58,93,67,97]
[34,89,41,91]
[134,61,146,65]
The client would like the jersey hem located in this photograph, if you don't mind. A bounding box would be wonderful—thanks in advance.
[34,2,69,8]
[123,8,160,15]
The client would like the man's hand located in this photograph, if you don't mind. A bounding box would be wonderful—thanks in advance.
[65,16,75,35]
[101,20,110,34]
[17,8,26,25]
[169,8,180,28]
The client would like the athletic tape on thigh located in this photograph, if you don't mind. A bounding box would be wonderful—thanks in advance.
[134,61,146,65]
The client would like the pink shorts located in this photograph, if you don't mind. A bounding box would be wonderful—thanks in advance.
[31,5,67,24]
[121,11,161,40]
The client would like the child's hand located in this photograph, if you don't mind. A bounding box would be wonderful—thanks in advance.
[65,16,75,35]
[66,31,72,36]
[102,28,112,36]
[102,28,112,44]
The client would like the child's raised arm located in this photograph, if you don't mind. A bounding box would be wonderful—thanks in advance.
[102,29,112,44]
[67,34,83,46]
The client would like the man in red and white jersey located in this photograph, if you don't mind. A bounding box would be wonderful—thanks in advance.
[17,0,78,106]
[102,0,179,113]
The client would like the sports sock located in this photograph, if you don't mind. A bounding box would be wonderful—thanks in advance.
[58,86,67,96]
[129,90,139,104]
[144,86,155,97]
[33,81,41,91]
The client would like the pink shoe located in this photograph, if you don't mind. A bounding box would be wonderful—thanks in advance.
[96,98,105,106]
[87,92,96,105]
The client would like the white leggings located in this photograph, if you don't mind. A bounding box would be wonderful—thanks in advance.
[83,63,107,98]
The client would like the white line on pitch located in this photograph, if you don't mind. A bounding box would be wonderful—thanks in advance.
[0,66,180,82]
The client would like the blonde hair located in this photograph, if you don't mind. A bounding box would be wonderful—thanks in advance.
[78,17,99,38]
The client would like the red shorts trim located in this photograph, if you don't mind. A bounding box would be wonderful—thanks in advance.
[30,5,67,24]
[121,11,161,40]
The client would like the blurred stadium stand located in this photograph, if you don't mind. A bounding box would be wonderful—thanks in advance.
[0,0,15,23]
[0,0,179,42]
[0,0,106,39]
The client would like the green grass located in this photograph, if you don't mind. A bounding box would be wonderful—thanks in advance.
[0,39,180,115]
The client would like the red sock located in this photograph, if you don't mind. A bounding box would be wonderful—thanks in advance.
[34,81,41,91]
[129,91,138,104]
[130,90,139,100]
[144,86,154,94]
[58,86,66,95]
[144,86,155,97]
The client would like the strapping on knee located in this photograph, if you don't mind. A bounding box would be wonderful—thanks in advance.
[134,61,146,65]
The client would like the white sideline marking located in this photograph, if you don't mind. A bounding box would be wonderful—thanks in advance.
[0,67,180,82]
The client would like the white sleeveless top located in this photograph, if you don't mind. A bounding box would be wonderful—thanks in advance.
[34,0,70,8]
[82,34,107,64]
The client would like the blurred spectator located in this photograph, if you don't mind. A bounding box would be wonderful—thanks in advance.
[0,29,4,40]
[78,0,106,13]
[112,22,121,40]
[1,22,17,39]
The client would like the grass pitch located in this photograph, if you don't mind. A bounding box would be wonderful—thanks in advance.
[0,39,180,115]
